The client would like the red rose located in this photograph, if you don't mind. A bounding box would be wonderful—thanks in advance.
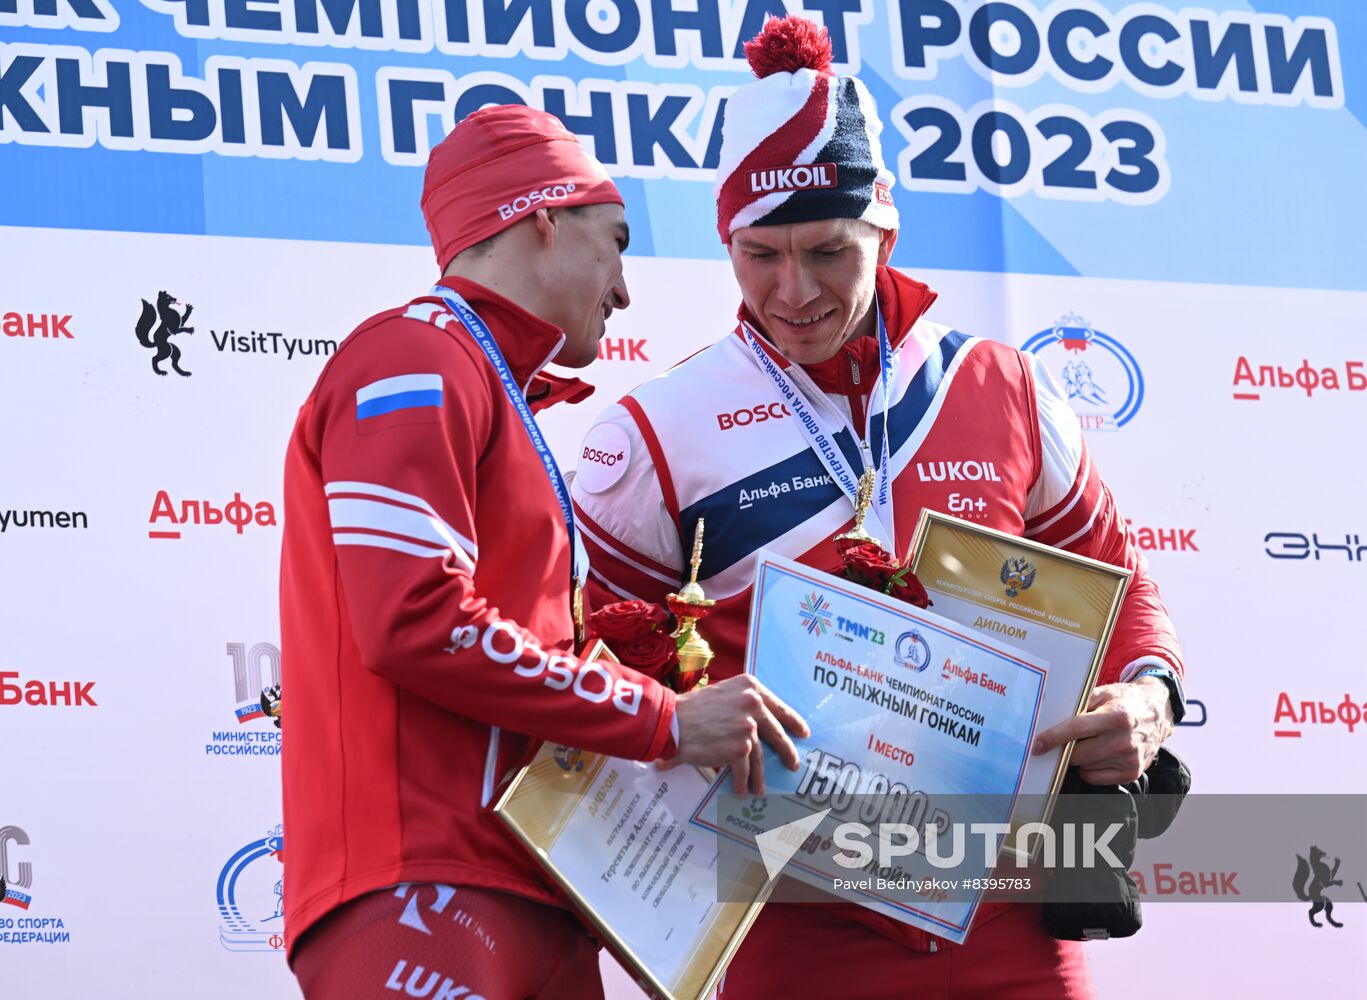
[589,600,669,643]
[616,630,679,681]
[836,541,934,609]
[841,541,898,589]
[887,568,933,609]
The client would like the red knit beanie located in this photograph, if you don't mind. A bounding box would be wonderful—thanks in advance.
[421,105,623,270]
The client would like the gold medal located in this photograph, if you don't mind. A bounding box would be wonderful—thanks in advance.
[572,579,586,649]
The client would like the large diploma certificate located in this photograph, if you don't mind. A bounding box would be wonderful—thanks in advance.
[906,510,1132,835]
[690,552,1051,944]
[493,643,769,1000]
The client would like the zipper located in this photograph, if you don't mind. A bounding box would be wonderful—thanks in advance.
[480,726,501,807]
[845,347,870,433]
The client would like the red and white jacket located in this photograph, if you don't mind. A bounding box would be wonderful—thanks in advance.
[571,265,1184,949]
[279,277,676,956]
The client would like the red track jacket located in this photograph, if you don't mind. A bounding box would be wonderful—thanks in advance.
[571,267,1184,952]
[279,277,677,957]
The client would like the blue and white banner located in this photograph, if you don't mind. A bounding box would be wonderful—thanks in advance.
[2,1,1363,288]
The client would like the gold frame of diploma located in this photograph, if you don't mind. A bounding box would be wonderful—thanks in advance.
[493,641,772,1000]
[905,511,1132,855]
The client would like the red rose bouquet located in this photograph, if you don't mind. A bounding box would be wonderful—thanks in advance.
[587,599,669,643]
[587,598,711,693]
[833,537,932,609]
[587,520,719,693]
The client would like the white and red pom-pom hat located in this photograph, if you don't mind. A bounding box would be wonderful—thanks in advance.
[715,15,898,241]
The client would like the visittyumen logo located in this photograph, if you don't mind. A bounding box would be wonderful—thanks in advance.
[1292,845,1346,929]
[135,291,195,377]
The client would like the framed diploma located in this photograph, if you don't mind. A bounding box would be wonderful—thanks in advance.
[493,641,771,1000]
[690,551,1052,945]
[905,510,1132,840]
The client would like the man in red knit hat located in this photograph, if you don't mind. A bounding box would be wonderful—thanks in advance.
[572,15,1188,999]
[279,104,807,999]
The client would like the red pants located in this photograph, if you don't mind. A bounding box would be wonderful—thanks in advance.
[291,884,603,1000]
[720,903,1094,1000]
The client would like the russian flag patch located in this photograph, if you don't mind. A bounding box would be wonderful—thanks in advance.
[356,374,444,420]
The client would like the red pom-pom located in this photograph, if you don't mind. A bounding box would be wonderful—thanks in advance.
[744,14,833,79]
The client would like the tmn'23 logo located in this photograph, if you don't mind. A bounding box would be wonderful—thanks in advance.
[799,592,833,636]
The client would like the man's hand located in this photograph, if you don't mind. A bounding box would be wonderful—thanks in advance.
[660,675,809,795]
[1031,677,1174,785]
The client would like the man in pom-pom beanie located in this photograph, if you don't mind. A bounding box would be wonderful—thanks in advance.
[279,104,809,998]
[574,14,1187,999]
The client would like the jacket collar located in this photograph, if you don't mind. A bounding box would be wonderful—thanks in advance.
[734,266,939,388]
[528,371,595,414]
[433,275,594,408]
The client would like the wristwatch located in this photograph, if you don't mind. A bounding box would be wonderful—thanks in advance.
[1134,665,1186,725]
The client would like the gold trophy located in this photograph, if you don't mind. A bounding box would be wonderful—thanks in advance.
[668,519,717,688]
[834,468,884,551]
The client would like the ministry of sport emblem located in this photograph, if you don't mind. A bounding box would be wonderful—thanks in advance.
[1021,313,1144,432]
[553,746,585,772]
[0,826,34,911]
[0,826,72,944]
[227,642,281,726]
[217,825,285,952]
[1001,558,1037,599]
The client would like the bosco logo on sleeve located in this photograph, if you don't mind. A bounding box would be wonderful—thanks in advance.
[576,422,631,494]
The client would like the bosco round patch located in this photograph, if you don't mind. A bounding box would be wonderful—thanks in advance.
[576,421,632,494]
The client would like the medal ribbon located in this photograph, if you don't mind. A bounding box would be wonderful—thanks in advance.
[431,286,589,597]
[739,305,897,548]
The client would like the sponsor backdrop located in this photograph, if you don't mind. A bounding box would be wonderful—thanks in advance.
[2,0,1364,996]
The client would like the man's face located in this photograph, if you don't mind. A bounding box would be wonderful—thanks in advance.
[728,218,896,365]
[544,203,631,368]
